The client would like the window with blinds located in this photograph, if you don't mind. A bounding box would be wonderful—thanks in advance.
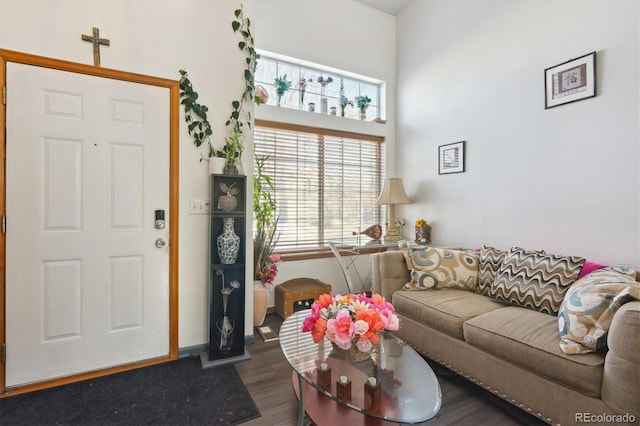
[254,121,385,250]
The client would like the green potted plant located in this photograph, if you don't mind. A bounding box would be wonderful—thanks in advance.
[253,153,280,326]
[178,69,230,174]
[274,74,291,106]
[178,5,257,175]
[222,129,245,174]
[355,95,372,120]
[253,154,279,282]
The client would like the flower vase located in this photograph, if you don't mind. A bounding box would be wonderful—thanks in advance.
[253,281,268,326]
[277,89,284,106]
[415,225,431,243]
[217,315,235,354]
[320,98,328,114]
[331,340,378,362]
[359,108,367,120]
[217,218,240,264]
[223,160,238,175]
[222,289,230,314]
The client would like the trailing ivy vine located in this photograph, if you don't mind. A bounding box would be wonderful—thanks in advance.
[178,4,257,164]
[179,69,215,159]
[227,4,259,133]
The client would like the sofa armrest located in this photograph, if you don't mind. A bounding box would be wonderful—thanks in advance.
[370,251,410,301]
[601,300,640,417]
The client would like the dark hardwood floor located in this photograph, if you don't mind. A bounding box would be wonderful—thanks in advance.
[236,314,547,426]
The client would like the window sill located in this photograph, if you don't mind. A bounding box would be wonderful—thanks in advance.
[280,246,391,262]
[256,105,391,139]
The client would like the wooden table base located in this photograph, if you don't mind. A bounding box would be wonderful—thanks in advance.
[291,371,398,426]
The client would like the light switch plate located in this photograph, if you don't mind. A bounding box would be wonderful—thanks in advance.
[189,199,210,214]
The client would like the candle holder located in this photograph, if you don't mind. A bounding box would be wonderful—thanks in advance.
[336,376,351,400]
[316,363,332,391]
[364,377,381,409]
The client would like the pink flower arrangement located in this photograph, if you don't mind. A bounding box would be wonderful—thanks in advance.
[301,293,401,353]
[258,252,281,285]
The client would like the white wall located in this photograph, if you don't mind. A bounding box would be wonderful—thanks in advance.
[396,0,640,268]
[253,0,397,306]
[0,0,254,347]
[0,0,397,350]
[8,0,625,354]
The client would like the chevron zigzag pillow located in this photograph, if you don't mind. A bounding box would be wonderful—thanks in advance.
[488,248,586,315]
[478,246,547,296]
[477,246,507,296]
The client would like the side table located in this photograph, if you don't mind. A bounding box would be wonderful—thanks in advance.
[275,278,332,320]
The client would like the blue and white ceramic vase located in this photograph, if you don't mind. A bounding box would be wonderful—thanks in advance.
[217,217,240,264]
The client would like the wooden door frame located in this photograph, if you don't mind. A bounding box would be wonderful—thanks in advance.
[0,49,179,396]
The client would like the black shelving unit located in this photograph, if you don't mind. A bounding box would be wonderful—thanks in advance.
[201,174,250,367]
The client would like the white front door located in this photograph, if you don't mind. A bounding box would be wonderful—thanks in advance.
[5,62,170,387]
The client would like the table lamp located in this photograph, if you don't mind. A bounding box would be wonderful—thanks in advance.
[376,178,411,243]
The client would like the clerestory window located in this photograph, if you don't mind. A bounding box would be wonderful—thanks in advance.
[255,53,383,121]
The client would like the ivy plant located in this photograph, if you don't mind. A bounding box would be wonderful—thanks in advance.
[178,69,217,160]
[227,4,259,133]
[178,4,258,163]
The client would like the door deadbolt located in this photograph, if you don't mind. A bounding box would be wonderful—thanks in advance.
[155,210,165,229]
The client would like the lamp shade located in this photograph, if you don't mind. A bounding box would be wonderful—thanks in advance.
[376,178,411,205]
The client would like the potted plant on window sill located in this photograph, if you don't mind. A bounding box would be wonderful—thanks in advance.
[355,95,372,120]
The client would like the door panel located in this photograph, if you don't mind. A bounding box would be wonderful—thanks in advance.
[5,62,170,387]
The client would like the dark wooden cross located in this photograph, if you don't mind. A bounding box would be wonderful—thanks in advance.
[81,27,110,66]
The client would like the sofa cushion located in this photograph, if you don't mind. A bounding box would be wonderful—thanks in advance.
[488,249,585,315]
[558,265,640,354]
[400,245,479,291]
[578,261,606,279]
[392,289,506,340]
[477,245,507,296]
[463,306,605,397]
[478,246,546,297]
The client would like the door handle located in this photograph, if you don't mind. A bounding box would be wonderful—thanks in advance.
[155,238,167,248]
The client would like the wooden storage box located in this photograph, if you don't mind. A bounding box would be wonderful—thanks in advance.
[275,278,332,320]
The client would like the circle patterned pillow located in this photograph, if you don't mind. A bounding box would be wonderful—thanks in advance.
[558,265,639,354]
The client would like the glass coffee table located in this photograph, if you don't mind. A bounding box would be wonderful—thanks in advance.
[280,310,442,425]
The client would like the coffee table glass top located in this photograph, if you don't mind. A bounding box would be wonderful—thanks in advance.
[280,310,442,424]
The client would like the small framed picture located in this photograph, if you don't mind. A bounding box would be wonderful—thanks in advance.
[438,141,465,175]
[545,52,596,109]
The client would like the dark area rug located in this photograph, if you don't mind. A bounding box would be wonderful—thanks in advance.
[0,356,260,425]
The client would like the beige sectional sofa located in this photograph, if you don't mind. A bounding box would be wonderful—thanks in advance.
[370,248,639,426]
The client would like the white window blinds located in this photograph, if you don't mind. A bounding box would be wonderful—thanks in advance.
[255,121,384,250]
